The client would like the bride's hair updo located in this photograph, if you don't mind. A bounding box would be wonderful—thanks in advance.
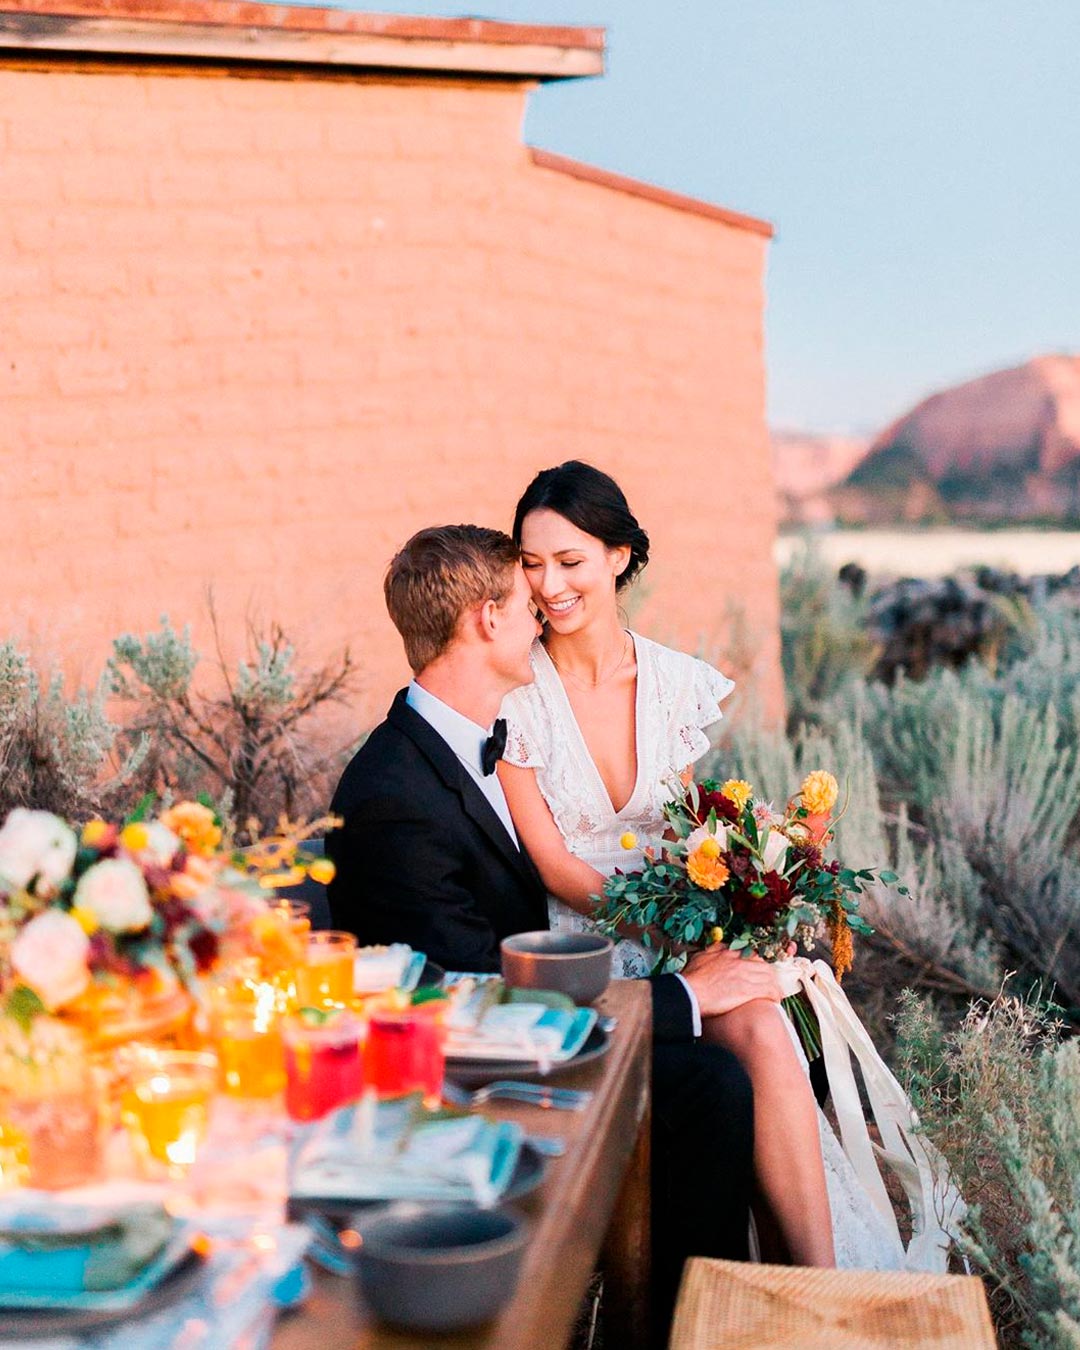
[512,461,650,593]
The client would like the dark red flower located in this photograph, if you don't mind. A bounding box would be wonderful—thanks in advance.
[730,871,794,926]
[189,928,219,972]
[689,785,740,825]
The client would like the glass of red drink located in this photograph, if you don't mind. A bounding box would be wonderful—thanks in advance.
[282,1010,364,1122]
[363,1006,446,1107]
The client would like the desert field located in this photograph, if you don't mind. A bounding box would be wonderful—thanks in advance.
[775,529,1080,578]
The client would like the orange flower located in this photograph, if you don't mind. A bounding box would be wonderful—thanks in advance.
[308,858,335,885]
[170,854,215,900]
[800,770,839,817]
[828,901,854,982]
[160,802,222,858]
[687,847,730,891]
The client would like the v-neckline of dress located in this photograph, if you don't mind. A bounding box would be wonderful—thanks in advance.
[536,631,646,819]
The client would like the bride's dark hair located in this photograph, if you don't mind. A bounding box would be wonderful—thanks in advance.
[512,461,650,593]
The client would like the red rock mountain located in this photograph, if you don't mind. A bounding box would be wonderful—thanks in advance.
[832,355,1080,523]
[771,431,871,524]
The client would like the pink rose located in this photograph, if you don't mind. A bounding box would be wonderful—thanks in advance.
[11,910,91,1010]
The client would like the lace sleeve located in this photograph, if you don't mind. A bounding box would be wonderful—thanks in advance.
[670,654,736,767]
[499,685,547,770]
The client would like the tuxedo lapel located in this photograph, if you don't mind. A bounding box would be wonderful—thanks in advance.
[387,692,540,894]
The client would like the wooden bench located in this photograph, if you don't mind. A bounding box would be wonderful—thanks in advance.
[669,1258,997,1349]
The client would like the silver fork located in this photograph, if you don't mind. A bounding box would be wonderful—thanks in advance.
[442,1080,593,1111]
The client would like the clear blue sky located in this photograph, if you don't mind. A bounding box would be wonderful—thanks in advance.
[290,0,1080,434]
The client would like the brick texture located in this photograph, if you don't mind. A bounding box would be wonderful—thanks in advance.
[0,66,782,732]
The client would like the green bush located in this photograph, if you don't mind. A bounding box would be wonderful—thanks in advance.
[895,990,1080,1349]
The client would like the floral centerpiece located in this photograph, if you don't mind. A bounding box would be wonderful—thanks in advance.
[596,770,908,1055]
[0,801,336,1033]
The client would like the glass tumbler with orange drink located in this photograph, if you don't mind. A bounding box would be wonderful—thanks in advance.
[282,1009,364,1122]
[294,931,356,1010]
[120,1049,218,1178]
[209,980,285,1099]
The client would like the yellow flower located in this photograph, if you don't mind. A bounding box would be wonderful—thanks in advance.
[720,779,753,812]
[699,836,721,859]
[119,822,149,853]
[686,848,730,892]
[709,925,724,945]
[308,857,336,885]
[160,802,222,858]
[619,831,638,851]
[800,770,839,816]
[70,905,99,936]
[81,819,110,848]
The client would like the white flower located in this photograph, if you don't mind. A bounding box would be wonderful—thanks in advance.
[760,828,789,873]
[141,822,181,866]
[73,858,152,933]
[0,809,78,895]
[687,823,728,854]
[11,910,91,1010]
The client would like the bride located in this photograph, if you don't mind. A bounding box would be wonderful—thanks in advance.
[498,460,906,1270]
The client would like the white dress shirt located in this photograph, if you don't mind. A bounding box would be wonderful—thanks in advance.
[406,681,520,849]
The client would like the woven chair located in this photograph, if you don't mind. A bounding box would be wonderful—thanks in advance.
[669,1259,997,1350]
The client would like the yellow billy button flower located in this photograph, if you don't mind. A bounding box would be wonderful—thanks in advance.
[70,905,99,936]
[81,819,110,848]
[709,926,724,945]
[800,770,839,817]
[619,831,638,851]
[308,858,335,886]
[720,779,753,812]
[699,836,722,859]
[120,822,149,853]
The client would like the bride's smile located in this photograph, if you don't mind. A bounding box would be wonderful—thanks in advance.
[518,507,630,640]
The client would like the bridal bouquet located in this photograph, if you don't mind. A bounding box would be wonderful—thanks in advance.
[595,771,907,1053]
[0,800,336,1025]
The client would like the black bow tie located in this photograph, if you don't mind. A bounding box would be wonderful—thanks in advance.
[481,718,507,776]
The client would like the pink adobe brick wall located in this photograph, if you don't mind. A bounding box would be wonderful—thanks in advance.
[0,63,782,737]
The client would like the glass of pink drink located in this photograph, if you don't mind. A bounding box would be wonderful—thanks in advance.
[282,1011,363,1122]
[363,1007,445,1107]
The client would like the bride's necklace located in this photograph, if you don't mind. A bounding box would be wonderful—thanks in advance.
[547,632,632,691]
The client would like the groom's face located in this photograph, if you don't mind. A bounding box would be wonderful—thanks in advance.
[491,566,542,690]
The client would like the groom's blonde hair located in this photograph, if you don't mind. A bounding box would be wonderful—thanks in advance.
[385,525,520,674]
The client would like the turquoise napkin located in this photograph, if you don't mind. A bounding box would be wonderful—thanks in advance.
[0,1197,190,1310]
[290,1095,522,1209]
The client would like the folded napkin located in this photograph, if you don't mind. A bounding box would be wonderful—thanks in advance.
[290,1095,522,1209]
[444,1003,597,1070]
[353,944,425,994]
[0,1196,190,1309]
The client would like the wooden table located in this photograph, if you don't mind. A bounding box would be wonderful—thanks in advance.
[273,980,653,1350]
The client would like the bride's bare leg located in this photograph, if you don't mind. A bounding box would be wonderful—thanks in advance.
[703,1000,836,1267]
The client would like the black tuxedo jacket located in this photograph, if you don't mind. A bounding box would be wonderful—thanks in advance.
[325,690,696,1042]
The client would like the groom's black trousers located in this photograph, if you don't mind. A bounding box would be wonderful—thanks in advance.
[649,1041,754,1334]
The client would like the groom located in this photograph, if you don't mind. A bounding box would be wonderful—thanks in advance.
[327,525,778,1329]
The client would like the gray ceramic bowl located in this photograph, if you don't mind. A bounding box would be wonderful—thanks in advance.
[500,930,613,1005]
[353,1205,527,1332]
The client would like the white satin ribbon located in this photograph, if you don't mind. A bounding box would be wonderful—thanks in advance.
[776,956,965,1272]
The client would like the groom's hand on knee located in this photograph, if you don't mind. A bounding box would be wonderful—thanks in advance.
[682,946,782,1017]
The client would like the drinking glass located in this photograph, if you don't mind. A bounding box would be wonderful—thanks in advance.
[282,1011,363,1122]
[209,982,285,1099]
[0,1020,101,1189]
[121,1049,218,1177]
[294,931,356,1010]
[363,1004,446,1107]
[260,900,311,1006]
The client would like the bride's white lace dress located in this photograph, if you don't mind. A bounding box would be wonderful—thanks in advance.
[501,632,909,1271]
